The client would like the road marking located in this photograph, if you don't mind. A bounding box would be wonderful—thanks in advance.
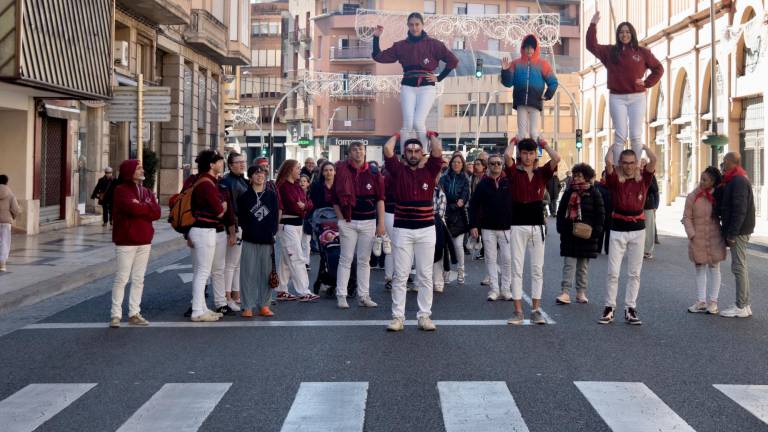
[714,384,768,425]
[575,381,695,432]
[156,263,193,274]
[0,383,97,432]
[438,381,529,432]
[116,383,231,432]
[23,319,550,329]
[280,382,368,432]
[178,273,193,284]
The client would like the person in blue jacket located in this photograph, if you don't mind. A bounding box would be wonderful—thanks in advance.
[501,34,559,142]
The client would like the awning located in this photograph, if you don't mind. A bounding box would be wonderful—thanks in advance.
[43,104,81,120]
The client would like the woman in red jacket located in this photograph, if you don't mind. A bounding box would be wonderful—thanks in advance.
[109,159,161,328]
[276,159,318,302]
[586,11,664,165]
[372,12,458,152]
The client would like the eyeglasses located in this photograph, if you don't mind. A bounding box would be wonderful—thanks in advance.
[489,161,503,166]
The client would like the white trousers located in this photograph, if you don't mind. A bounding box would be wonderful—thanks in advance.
[336,219,376,298]
[277,224,311,295]
[482,229,512,296]
[609,92,646,165]
[302,233,311,266]
[110,244,151,319]
[224,227,241,294]
[432,261,444,291]
[391,226,436,319]
[605,230,645,308]
[510,225,546,300]
[516,106,541,140]
[451,233,465,273]
[400,85,437,152]
[695,263,721,303]
[384,212,395,280]
[189,228,228,316]
[0,223,10,262]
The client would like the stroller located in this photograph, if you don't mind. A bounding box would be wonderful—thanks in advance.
[311,207,356,298]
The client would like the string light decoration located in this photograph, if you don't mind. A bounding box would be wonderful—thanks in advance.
[232,106,259,128]
[301,71,445,96]
[355,9,560,48]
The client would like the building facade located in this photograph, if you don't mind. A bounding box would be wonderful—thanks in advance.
[580,0,766,220]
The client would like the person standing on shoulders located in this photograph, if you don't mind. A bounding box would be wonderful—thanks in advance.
[237,164,279,318]
[384,132,444,332]
[555,164,604,305]
[718,152,756,318]
[331,142,385,309]
[220,152,249,312]
[599,145,657,325]
[91,167,114,226]
[469,154,513,301]
[682,166,726,315]
[504,138,561,325]
[109,160,161,328]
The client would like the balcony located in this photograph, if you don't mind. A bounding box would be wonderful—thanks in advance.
[289,28,311,45]
[330,46,373,63]
[283,107,313,122]
[226,40,250,66]
[116,0,190,25]
[184,9,228,63]
[333,119,375,131]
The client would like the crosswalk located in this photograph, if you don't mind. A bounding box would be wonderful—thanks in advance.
[0,381,765,431]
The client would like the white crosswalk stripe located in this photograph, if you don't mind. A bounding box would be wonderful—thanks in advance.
[714,384,768,425]
[116,383,231,432]
[280,382,368,432]
[438,381,529,432]
[0,383,97,432]
[575,381,696,432]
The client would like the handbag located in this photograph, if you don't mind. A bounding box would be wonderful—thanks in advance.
[268,244,280,289]
[572,205,593,240]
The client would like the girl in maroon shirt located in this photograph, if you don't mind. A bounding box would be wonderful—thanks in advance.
[586,11,664,166]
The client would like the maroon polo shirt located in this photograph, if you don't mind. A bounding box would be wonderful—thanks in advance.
[606,167,654,232]
[384,155,442,229]
[278,180,312,225]
[504,160,555,225]
[331,161,385,221]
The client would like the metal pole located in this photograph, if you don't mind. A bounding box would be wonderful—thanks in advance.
[137,73,143,162]
[553,91,560,149]
[325,107,341,156]
[709,0,719,166]
[476,91,498,148]
[270,84,302,177]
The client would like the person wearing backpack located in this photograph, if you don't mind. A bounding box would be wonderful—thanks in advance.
[109,160,161,328]
[187,150,237,322]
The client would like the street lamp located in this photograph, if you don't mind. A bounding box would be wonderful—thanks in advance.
[702,0,728,164]
[455,99,477,151]
[475,91,499,148]
[325,107,343,155]
[270,83,303,176]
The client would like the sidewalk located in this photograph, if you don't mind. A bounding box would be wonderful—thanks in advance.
[0,219,186,314]
[655,199,768,250]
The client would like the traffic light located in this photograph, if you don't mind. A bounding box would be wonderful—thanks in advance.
[575,128,583,150]
[475,58,483,78]
[260,147,267,156]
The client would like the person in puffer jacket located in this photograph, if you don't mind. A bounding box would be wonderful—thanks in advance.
[439,154,471,285]
[501,34,559,141]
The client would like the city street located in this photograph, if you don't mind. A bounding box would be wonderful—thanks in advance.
[0,220,766,432]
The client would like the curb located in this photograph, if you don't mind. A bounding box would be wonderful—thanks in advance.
[0,237,186,315]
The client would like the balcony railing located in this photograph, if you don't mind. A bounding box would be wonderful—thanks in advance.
[116,0,190,25]
[184,9,227,59]
[330,45,372,61]
[333,119,375,131]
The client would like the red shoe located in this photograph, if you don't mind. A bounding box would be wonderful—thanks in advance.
[241,309,254,318]
[258,307,274,317]
[276,292,297,301]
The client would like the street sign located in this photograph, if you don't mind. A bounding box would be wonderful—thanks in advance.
[298,138,311,147]
[106,87,172,122]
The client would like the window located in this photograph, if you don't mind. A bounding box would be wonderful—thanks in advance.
[198,72,207,130]
[485,4,499,14]
[514,6,529,14]
[453,37,465,50]
[424,0,436,14]
[488,39,500,52]
[211,0,224,23]
[251,50,282,68]
[252,21,281,36]
[467,3,484,15]
[453,2,467,15]
[210,77,219,149]
[229,0,238,41]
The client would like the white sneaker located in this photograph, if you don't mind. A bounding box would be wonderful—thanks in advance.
[382,235,392,255]
[687,301,706,313]
[501,292,514,301]
[387,317,404,332]
[227,300,241,312]
[480,276,491,286]
[337,296,350,309]
[372,236,383,257]
[747,305,753,316]
[417,316,436,331]
[707,301,719,315]
[457,268,465,285]
[358,296,378,308]
[487,292,499,301]
[720,305,750,318]
[191,311,221,322]
[0,261,6,272]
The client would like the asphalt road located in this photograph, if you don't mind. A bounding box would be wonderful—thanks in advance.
[0,219,767,432]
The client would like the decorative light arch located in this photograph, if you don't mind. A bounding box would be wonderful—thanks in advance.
[301,71,445,96]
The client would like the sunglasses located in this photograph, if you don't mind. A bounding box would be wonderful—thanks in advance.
[489,161,503,166]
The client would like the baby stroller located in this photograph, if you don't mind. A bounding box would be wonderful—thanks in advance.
[311,207,356,298]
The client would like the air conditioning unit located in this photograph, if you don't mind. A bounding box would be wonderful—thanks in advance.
[114,41,129,67]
